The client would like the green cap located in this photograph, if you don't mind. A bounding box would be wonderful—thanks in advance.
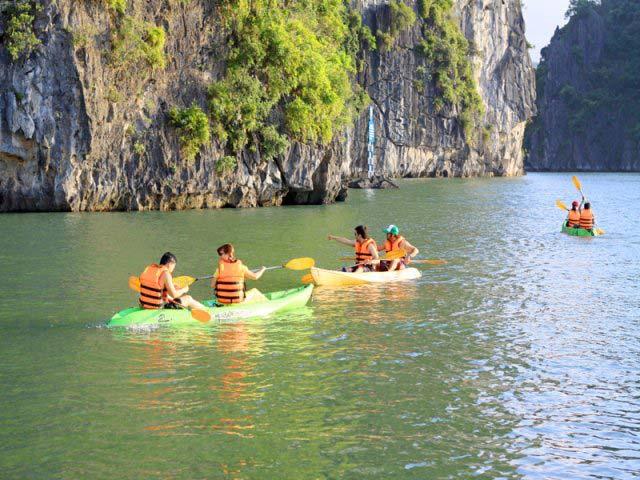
[383,224,399,235]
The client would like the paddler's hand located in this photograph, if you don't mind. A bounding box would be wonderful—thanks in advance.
[327,234,335,241]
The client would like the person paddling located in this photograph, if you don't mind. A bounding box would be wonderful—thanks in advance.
[579,202,595,232]
[328,225,379,272]
[213,244,266,304]
[139,252,207,311]
[566,200,581,228]
[379,225,419,271]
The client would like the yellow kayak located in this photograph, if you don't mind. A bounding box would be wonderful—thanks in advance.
[310,267,421,287]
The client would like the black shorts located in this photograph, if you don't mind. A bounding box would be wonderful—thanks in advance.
[163,298,183,309]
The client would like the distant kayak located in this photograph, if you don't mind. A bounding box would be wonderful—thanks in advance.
[108,285,313,327]
[310,267,421,287]
[561,223,603,237]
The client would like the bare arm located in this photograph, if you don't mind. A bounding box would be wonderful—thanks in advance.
[400,239,419,259]
[162,272,188,299]
[367,243,380,265]
[244,266,266,281]
[327,234,356,247]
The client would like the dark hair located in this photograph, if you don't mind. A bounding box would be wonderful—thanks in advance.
[217,243,234,256]
[584,202,591,209]
[159,252,177,265]
[354,225,368,239]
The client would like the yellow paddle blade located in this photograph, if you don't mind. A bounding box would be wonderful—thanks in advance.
[383,249,407,260]
[128,276,141,292]
[173,275,197,288]
[284,257,315,270]
[595,228,605,235]
[556,199,569,211]
[572,175,582,191]
[412,259,447,265]
[191,309,211,323]
[301,273,314,284]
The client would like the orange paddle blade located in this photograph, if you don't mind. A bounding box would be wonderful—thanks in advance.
[301,273,314,284]
[191,309,211,323]
[128,276,141,292]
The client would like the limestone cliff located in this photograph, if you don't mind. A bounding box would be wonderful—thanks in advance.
[526,0,640,172]
[0,0,535,212]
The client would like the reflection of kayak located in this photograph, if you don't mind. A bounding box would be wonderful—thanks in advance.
[310,267,421,287]
[108,285,313,327]
[561,223,602,237]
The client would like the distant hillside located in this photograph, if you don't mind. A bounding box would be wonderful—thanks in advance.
[526,0,640,171]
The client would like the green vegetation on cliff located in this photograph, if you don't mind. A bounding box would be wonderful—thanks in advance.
[548,0,640,139]
[416,0,484,140]
[168,104,211,162]
[2,0,41,61]
[208,0,369,157]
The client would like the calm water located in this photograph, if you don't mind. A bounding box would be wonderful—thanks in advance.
[1,173,639,479]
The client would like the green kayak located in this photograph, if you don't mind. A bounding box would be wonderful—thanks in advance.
[561,223,602,237]
[108,285,313,327]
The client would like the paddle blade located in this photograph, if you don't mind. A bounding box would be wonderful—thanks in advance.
[173,275,197,288]
[383,249,407,260]
[284,257,315,270]
[128,276,141,292]
[301,273,314,284]
[412,259,447,265]
[191,309,211,323]
[572,175,582,191]
[595,228,605,235]
[556,199,569,211]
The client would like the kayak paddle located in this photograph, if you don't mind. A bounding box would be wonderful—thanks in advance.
[263,257,315,271]
[410,259,447,265]
[572,175,585,198]
[127,275,211,323]
[556,199,569,211]
[172,257,316,288]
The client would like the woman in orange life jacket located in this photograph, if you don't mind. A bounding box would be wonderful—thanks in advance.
[212,244,266,304]
[139,252,208,311]
[327,225,380,273]
[566,200,582,228]
[378,224,419,271]
[579,202,595,232]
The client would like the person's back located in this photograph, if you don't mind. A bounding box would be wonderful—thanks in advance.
[213,244,266,304]
[139,252,207,311]
[567,201,581,228]
[579,203,594,230]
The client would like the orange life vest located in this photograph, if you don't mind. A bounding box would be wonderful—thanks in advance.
[384,235,405,253]
[214,259,246,304]
[579,209,594,229]
[139,264,169,309]
[355,238,376,263]
[567,209,581,228]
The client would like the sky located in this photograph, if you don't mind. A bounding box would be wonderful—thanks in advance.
[522,0,571,63]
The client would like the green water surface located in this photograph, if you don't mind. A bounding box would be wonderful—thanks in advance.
[1,173,639,479]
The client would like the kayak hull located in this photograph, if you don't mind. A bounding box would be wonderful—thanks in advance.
[310,267,421,287]
[108,285,313,327]
[561,223,601,237]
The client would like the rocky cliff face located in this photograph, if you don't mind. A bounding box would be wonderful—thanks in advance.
[526,1,640,172]
[0,0,535,212]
